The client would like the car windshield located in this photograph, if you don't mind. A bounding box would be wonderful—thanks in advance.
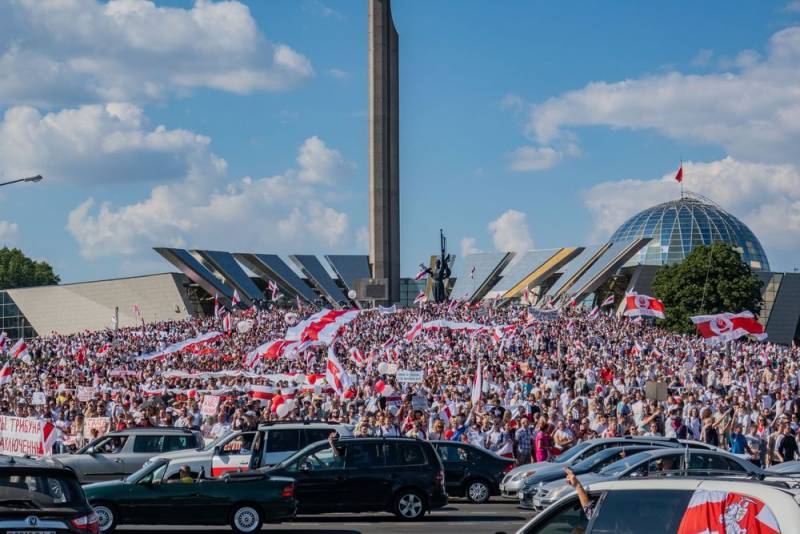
[573,449,618,471]
[201,431,235,452]
[0,472,84,509]
[598,451,652,476]
[125,459,167,483]
[554,441,593,464]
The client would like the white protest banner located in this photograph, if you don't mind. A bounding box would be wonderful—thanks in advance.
[77,386,95,402]
[0,416,55,456]
[201,395,221,417]
[31,392,46,405]
[396,370,424,384]
[85,417,111,438]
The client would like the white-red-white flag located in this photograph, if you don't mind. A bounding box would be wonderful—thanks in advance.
[623,292,665,319]
[471,359,483,404]
[214,293,224,318]
[414,267,428,281]
[601,295,615,307]
[349,347,365,366]
[97,342,111,355]
[268,280,281,301]
[588,306,600,319]
[0,331,7,353]
[244,339,298,368]
[231,289,241,307]
[677,489,779,534]
[0,361,12,385]
[404,319,423,341]
[9,338,29,363]
[285,309,361,344]
[133,303,142,318]
[222,314,232,333]
[691,311,767,343]
[325,344,351,398]
[414,291,427,306]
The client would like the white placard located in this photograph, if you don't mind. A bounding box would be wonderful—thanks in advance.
[0,416,50,456]
[411,395,429,411]
[77,386,95,402]
[396,370,424,384]
[31,392,46,405]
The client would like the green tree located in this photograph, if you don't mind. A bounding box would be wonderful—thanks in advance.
[651,243,763,333]
[0,247,60,290]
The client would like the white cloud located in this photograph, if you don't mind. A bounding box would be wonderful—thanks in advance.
[297,136,355,184]
[0,221,18,245]
[508,143,580,172]
[327,68,350,80]
[56,106,357,259]
[582,157,800,254]
[460,237,482,257]
[488,210,534,252]
[0,103,217,184]
[519,26,800,166]
[0,0,313,107]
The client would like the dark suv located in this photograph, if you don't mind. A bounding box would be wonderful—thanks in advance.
[263,437,448,520]
[0,455,99,533]
[432,440,515,503]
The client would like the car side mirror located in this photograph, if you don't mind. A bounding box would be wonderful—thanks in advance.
[86,447,96,455]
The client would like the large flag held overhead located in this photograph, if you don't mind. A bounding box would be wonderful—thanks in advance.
[231,289,241,307]
[0,331,8,353]
[413,291,427,306]
[134,331,224,361]
[8,338,29,363]
[214,293,224,318]
[0,361,12,385]
[404,319,423,341]
[268,280,281,302]
[691,311,767,343]
[601,294,615,307]
[285,309,361,344]
[623,292,666,319]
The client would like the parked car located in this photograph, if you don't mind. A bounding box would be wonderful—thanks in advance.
[151,421,352,477]
[0,454,99,533]
[517,445,659,509]
[53,427,203,483]
[500,436,710,498]
[514,478,800,534]
[531,447,764,512]
[766,460,800,476]
[264,436,448,520]
[83,457,296,533]
[431,440,514,503]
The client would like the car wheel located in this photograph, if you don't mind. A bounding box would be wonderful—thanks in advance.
[92,503,117,533]
[466,479,491,504]
[393,490,426,520]
[230,504,263,534]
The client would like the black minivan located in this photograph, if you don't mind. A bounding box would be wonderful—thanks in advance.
[259,437,448,520]
[0,455,99,533]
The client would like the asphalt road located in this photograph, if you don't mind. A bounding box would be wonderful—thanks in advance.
[118,498,531,534]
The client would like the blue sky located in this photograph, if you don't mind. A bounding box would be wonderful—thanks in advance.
[1,0,799,283]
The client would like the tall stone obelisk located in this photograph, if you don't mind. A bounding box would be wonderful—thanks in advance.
[368,0,400,304]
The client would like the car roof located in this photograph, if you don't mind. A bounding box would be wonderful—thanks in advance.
[106,427,196,435]
[260,422,350,430]
[0,454,77,475]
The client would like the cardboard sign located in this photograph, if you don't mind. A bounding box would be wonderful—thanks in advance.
[411,395,429,411]
[201,395,221,417]
[77,386,95,402]
[645,381,668,401]
[0,416,52,456]
[85,417,111,438]
[31,392,46,405]
[396,370,424,384]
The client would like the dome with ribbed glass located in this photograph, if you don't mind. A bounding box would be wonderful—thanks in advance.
[609,193,769,271]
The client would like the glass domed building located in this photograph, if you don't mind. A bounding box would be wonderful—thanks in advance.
[609,193,770,271]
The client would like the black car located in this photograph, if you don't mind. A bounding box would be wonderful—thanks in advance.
[431,440,515,503]
[261,437,448,520]
[0,454,99,533]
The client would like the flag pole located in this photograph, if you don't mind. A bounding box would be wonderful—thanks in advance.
[680,158,684,199]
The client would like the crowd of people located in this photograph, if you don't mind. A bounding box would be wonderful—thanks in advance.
[2,298,799,468]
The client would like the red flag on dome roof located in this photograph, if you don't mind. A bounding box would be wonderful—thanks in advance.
[675,164,683,183]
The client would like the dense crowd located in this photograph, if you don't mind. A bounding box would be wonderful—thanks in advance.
[2,300,799,467]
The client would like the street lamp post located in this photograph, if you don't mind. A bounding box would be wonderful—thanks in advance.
[0,175,44,188]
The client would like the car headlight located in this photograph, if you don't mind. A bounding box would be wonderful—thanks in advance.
[512,470,535,481]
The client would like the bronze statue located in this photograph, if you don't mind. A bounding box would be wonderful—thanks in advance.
[419,229,452,303]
